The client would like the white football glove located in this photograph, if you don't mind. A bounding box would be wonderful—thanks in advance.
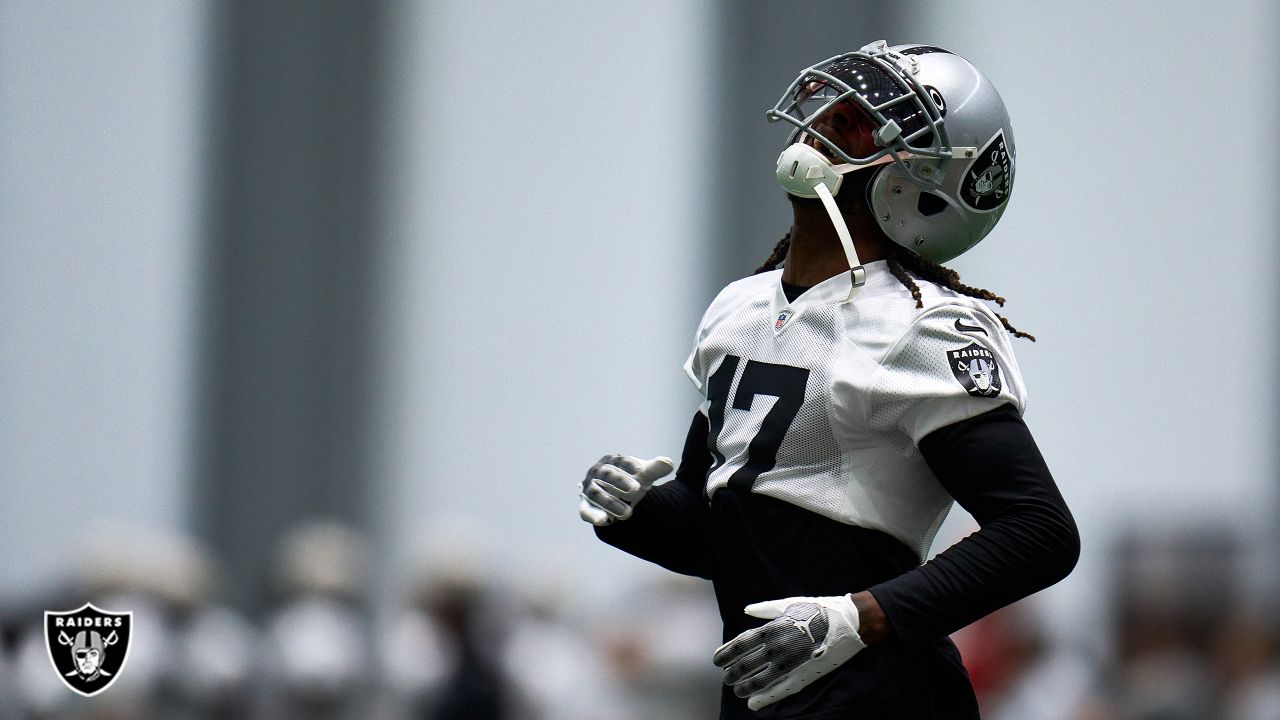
[577,454,673,527]
[712,594,866,711]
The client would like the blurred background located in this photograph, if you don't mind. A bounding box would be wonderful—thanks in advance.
[2,1,1278,718]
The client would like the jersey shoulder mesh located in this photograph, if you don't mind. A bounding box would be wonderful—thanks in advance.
[853,283,1027,443]
[684,271,780,393]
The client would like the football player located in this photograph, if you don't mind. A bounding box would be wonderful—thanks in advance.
[579,41,1078,718]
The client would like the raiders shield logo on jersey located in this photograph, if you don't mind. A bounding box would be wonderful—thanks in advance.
[960,129,1011,212]
[44,603,132,697]
[948,342,1002,398]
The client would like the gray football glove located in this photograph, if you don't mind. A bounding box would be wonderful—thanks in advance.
[713,594,866,710]
[577,454,673,527]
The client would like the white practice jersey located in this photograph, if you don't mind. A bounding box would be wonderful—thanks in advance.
[684,260,1026,560]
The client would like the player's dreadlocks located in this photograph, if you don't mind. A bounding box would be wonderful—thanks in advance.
[754,232,1036,341]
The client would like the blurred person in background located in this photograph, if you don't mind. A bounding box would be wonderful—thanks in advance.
[12,608,71,720]
[420,577,506,720]
[155,538,256,720]
[10,529,256,720]
[1106,530,1251,720]
[592,574,723,719]
[578,41,1078,718]
[14,531,172,720]
[1213,609,1280,717]
[1216,611,1280,720]
[954,602,1107,720]
[500,568,615,720]
[259,520,375,720]
[377,521,512,720]
[0,641,13,720]
[377,573,451,720]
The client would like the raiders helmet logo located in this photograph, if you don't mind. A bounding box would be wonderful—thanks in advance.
[960,129,1012,212]
[948,342,1002,398]
[44,603,133,697]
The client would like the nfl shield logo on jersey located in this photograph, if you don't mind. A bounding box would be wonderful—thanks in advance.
[948,343,1002,398]
[775,309,794,331]
[44,603,133,697]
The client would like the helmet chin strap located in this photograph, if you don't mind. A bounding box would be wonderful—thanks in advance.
[812,181,866,293]
[775,142,867,299]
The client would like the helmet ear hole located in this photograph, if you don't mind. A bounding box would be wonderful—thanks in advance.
[917,191,948,217]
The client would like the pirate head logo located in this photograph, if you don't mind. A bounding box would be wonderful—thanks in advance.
[960,129,1012,212]
[44,603,132,696]
[948,342,1002,398]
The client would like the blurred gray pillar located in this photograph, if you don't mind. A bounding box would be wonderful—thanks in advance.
[197,0,388,611]
[712,4,913,289]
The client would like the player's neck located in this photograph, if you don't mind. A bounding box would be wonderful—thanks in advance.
[782,198,889,287]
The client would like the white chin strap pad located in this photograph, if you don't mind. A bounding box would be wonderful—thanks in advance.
[775,143,850,199]
[775,143,865,292]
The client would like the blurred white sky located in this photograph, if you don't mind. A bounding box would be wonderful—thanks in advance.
[0,0,209,592]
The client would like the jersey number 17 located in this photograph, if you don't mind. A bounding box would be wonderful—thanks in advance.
[705,355,810,492]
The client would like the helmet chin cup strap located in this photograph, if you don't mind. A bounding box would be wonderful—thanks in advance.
[813,182,866,297]
[775,144,866,298]
[775,143,849,199]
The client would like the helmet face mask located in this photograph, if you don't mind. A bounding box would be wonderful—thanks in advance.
[768,43,951,186]
[768,41,1016,263]
[792,93,881,162]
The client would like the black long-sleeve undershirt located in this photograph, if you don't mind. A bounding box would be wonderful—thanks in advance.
[594,411,714,579]
[870,403,1080,642]
[596,404,1079,645]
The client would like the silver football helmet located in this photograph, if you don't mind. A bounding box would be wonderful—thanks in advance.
[768,40,1015,263]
